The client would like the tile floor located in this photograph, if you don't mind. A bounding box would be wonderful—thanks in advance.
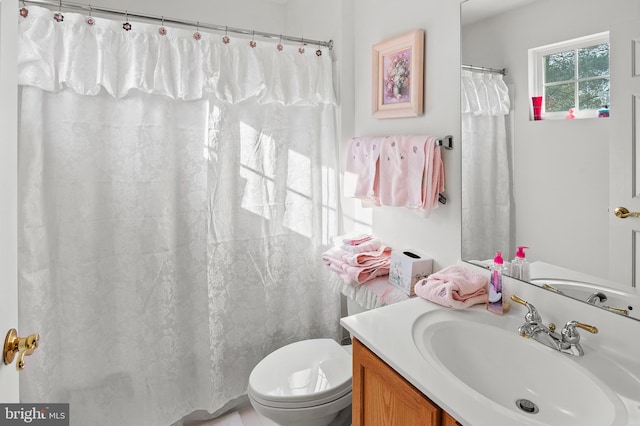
[195,405,352,426]
[196,405,277,426]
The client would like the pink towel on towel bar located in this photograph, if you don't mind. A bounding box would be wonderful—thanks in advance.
[414,265,488,309]
[378,135,427,208]
[343,136,383,205]
[377,135,444,215]
[417,136,445,216]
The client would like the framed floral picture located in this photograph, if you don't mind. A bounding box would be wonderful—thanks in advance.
[372,30,425,119]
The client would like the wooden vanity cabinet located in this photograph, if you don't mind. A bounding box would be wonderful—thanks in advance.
[352,338,462,426]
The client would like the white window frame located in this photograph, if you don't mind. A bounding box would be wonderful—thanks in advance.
[529,32,609,120]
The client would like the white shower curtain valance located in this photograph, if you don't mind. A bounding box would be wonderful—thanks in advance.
[18,6,336,105]
[461,69,510,116]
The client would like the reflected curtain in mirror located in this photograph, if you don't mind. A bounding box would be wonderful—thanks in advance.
[461,70,512,261]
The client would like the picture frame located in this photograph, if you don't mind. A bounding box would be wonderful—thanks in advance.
[372,29,425,119]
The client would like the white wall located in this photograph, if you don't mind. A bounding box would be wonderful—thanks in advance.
[88,0,286,32]
[462,0,639,280]
[351,0,462,271]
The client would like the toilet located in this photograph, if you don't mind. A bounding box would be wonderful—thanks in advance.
[248,298,368,426]
[247,338,352,426]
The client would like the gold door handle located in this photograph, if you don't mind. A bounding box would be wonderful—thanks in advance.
[3,329,39,371]
[614,207,640,218]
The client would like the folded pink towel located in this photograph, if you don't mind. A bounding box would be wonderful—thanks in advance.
[342,246,391,267]
[345,235,373,246]
[341,264,390,285]
[321,241,391,286]
[414,265,488,309]
[340,238,383,254]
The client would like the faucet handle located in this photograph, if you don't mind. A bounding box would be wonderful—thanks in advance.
[603,306,629,316]
[574,321,598,334]
[561,321,598,345]
[511,294,528,306]
[510,295,542,324]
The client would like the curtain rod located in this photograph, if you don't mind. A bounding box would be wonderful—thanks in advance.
[23,0,334,50]
[462,64,507,75]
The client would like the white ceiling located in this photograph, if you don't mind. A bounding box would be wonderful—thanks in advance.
[461,0,537,26]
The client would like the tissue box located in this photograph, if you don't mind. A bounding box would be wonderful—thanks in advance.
[388,250,433,296]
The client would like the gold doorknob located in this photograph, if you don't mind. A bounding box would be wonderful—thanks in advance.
[3,329,39,371]
[614,207,640,218]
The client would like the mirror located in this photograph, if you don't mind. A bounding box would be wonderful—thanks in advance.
[460,0,640,320]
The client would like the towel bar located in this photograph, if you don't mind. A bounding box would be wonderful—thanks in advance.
[436,135,453,150]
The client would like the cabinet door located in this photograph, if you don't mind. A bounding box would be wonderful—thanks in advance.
[352,338,441,426]
[442,412,462,426]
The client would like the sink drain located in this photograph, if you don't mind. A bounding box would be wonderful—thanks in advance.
[515,399,539,414]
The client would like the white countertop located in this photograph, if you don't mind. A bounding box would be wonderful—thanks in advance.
[340,295,640,425]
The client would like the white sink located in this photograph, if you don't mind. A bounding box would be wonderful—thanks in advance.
[530,278,639,319]
[412,309,632,425]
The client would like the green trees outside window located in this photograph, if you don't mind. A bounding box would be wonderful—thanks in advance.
[544,43,609,113]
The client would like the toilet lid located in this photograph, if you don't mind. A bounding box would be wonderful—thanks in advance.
[248,339,352,407]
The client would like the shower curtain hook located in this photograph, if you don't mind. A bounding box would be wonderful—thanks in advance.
[19,0,29,18]
[222,25,229,44]
[298,38,305,54]
[122,10,132,31]
[53,0,64,22]
[315,43,322,57]
[249,30,256,48]
[159,16,167,35]
[277,35,283,52]
[86,5,95,25]
[193,21,201,41]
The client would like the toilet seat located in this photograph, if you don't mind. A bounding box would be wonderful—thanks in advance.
[248,339,352,409]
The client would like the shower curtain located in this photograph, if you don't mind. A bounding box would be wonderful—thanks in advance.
[17,6,341,425]
[461,70,512,261]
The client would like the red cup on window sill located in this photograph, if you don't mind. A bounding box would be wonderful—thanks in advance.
[532,96,543,121]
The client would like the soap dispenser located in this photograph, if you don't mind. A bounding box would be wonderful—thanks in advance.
[487,251,506,314]
[511,246,530,281]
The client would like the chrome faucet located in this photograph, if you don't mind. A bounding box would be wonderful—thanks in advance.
[586,292,607,305]
[585,291,630,316]
[511,295,598,356]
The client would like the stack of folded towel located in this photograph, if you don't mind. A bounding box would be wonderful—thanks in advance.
[414,265,488,309]
[321,233,391,285]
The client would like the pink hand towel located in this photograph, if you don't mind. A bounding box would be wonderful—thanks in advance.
[378,135,428,208]
[414,265,488,309]
[342,234,373,246]
[340,238,383,254]
[343,136,383,204]
[342,246,391,267]
[321,244,391,286]
[414,136,444,216]
[341,264,390,285]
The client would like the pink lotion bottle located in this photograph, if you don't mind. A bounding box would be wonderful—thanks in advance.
[487,251,508,314]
